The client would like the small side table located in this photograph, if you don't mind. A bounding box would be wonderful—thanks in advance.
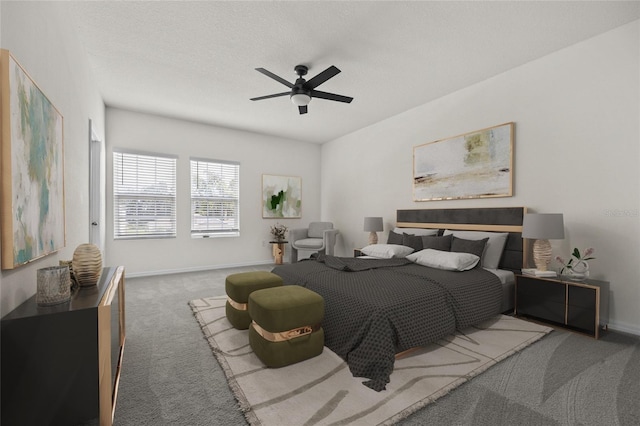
[515,274,609,338]
[270,241,288,265]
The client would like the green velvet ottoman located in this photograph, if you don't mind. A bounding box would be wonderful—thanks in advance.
[225,271,284,330]
[248,285,325,368]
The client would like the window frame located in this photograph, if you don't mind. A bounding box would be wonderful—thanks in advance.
[112,149,178,240]
[189,157,240,238]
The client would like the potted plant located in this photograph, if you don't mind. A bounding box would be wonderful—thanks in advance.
[556,247,595,281]
[270,223,288,242]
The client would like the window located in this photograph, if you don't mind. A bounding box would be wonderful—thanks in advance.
[113,150,177,239]
[190,158,240,237]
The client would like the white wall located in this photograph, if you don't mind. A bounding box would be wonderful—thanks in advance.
[0,2,106,316]
[322,21,640,334]
[105,108,321,276]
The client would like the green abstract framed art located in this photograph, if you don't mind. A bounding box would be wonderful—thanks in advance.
[262,174,301,218]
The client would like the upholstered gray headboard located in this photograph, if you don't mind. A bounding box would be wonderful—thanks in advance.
[396,207,527,273]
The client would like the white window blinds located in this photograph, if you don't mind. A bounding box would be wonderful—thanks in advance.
[190,158,240,236]
[113,150,177,239]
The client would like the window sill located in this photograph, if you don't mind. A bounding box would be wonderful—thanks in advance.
[191,232,240,239]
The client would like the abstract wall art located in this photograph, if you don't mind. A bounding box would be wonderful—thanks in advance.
[1,49,65,269]
[262,174,301,218]
[413,122,514,201]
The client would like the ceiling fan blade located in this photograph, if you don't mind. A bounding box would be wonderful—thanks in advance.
[310,90,353,103]
[250,92,290,101]
[305,65,341,89]
[255,68,294,88]
[298,105,308,115]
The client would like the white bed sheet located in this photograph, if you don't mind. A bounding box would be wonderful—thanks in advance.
[357,256,516,285]
[484,268,515,285]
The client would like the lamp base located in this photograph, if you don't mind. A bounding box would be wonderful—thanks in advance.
[368,232,378,245]
[532,239,552,271]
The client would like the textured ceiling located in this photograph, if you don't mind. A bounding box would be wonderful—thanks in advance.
[62,1,640,144]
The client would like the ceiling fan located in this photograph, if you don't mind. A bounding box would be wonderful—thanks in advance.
[250,65,353,115]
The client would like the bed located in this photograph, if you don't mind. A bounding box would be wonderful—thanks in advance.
[271,207,527,391]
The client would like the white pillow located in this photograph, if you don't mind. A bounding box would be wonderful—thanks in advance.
[360,244,414,259]
[443,230,508,269]
[407,249,480,271]
[393,227,439,236]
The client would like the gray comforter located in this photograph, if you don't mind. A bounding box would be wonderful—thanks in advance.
[271,255,502,391]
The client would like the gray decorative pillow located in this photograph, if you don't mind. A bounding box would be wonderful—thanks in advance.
[402,233,423,252]
[443,230,509,269]
[421,234,453,251]
[450,236,488,267]
[386,230,404,245]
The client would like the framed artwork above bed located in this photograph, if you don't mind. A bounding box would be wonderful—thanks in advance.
[413,122,514,201]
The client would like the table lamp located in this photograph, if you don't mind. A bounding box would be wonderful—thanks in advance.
[522,213,565,271]
[364,217,383,245]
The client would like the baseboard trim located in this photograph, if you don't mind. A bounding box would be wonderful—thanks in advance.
[126,260,274,278]
[607,321,640,337]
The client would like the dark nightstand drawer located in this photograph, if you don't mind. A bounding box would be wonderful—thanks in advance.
[519,300,566,324]
[567,305,597,334]
[515,274,608,339]
[567,285,597,309]
[517,276,564,304]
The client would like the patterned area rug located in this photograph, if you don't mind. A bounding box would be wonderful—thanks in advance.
[190,296,552,426]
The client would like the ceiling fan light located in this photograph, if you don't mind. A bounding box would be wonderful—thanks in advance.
[290,93,311,106]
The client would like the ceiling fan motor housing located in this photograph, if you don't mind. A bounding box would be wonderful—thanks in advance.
[294,65,308,77]
[293,65,311,96]
[292,82,310,96]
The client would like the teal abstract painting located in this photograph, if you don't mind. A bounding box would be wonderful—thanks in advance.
[1,50,65,269]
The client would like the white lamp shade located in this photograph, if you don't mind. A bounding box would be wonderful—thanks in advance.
[363,217,383,232]
[290,93,311,106]
[522,213,565,239]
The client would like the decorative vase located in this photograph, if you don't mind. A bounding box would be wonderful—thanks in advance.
[567,260,589,281]
[59,259,79,291]
[72,243,103,287]
[37,266,71,306]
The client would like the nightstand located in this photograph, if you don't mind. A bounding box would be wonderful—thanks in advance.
[515,274,609,338]
[269,241,288,265]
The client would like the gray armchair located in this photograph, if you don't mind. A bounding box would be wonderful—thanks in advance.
[290,222,339,263]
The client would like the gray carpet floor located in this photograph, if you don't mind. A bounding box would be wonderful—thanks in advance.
[113,265,640,426]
